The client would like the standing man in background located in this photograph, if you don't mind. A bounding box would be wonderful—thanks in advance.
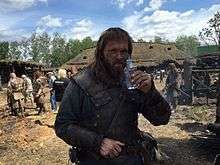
[22,74,34,105]
[7,73,24,116]
[33,71,47,115]
[47,72,57,112]
[165,63,180,112]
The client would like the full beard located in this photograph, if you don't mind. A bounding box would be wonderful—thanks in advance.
[102,58,125,81]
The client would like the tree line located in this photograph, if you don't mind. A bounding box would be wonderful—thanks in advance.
[0,12,219,67]
[138,35,200,57]
[0,32,201,66]
[140,11,220,57]
[0,32,95,67]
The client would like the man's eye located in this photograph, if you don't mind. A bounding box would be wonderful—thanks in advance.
[110,50,116,53]
[108,49,117,54]
[121,50,128,54]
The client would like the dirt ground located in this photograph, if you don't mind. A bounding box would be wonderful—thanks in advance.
[0,80,219,165]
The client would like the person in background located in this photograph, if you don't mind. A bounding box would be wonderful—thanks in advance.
[165,63,180,112]
[71,65,78,76]
[7,73,24,116]
[47,72,57,112]
[53,69,70,107]
[67,70,73,79]
[67,66,78,79]
[33,71,47,115]
[21,74,34,105]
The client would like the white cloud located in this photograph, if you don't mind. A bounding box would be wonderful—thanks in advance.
[35,15,63,34]
[35,26,45,34]
[136,0,144,6]
[0,25,28,41]
[37,15,62,28]
[0,0,47,12]
[149,0,166,10]
[144,0,167,12]
[122,4,220,41]
[0,12,31,41]
[70,19,97,40]
[113,0,144,9]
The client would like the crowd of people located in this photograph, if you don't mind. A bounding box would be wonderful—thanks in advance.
[6,68,74,116]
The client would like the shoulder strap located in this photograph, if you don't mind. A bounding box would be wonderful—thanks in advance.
[73,68,106,97]
[105,93,125,135]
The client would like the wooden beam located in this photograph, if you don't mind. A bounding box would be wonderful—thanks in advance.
[192,69,220,72]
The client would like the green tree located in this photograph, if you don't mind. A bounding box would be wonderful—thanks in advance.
[20,39,30,60]
[199,11,220,46]
[66,36,94,63]
[51,32,66,67]
[154,36,163,43]
[137,39,145,42]
[175,35,200,57]
[39,32,51,65]
[0,42,9,60]
[1,32,96,66]
[8,41,22,60]
[81,36,94,50]
[29,32,51,63]
[29,33,41,62]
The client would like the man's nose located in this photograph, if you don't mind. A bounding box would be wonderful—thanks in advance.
[115,54,125,62]
[115,51,127,59]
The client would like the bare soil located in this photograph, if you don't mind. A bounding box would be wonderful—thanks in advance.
[0,80,219,165]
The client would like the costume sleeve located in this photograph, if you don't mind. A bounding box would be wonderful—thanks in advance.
[54,81,103,152]
[139,81,171,126]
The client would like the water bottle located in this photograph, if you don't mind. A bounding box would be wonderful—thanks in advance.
[124,58,137,90]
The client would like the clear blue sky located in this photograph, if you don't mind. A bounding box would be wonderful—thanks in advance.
[0,0,219,41]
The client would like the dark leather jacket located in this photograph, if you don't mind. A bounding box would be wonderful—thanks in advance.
[55,67,171,159]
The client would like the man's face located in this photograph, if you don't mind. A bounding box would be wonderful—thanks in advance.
[103,40,129,78]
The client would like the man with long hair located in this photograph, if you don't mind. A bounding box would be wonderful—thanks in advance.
[55,27,171,165]
[165,63,180,112]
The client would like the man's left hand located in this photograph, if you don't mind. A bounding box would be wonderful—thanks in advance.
[131,70,152,94]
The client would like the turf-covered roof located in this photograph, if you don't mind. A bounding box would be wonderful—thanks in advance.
[62,42,186,68]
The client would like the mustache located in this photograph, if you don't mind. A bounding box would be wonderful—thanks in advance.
[113,59,126,65]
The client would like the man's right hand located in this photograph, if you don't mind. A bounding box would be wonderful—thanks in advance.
[100,138,125,158]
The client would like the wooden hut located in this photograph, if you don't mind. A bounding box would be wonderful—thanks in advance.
[0,60,44,84]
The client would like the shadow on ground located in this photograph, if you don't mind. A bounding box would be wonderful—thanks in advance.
[157,136,216,165]
[175,122,207,133]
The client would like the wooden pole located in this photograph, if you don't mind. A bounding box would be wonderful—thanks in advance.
[183,59,193,104]
[216,73,220,123]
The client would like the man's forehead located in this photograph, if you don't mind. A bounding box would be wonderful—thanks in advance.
[105,40,128,47]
